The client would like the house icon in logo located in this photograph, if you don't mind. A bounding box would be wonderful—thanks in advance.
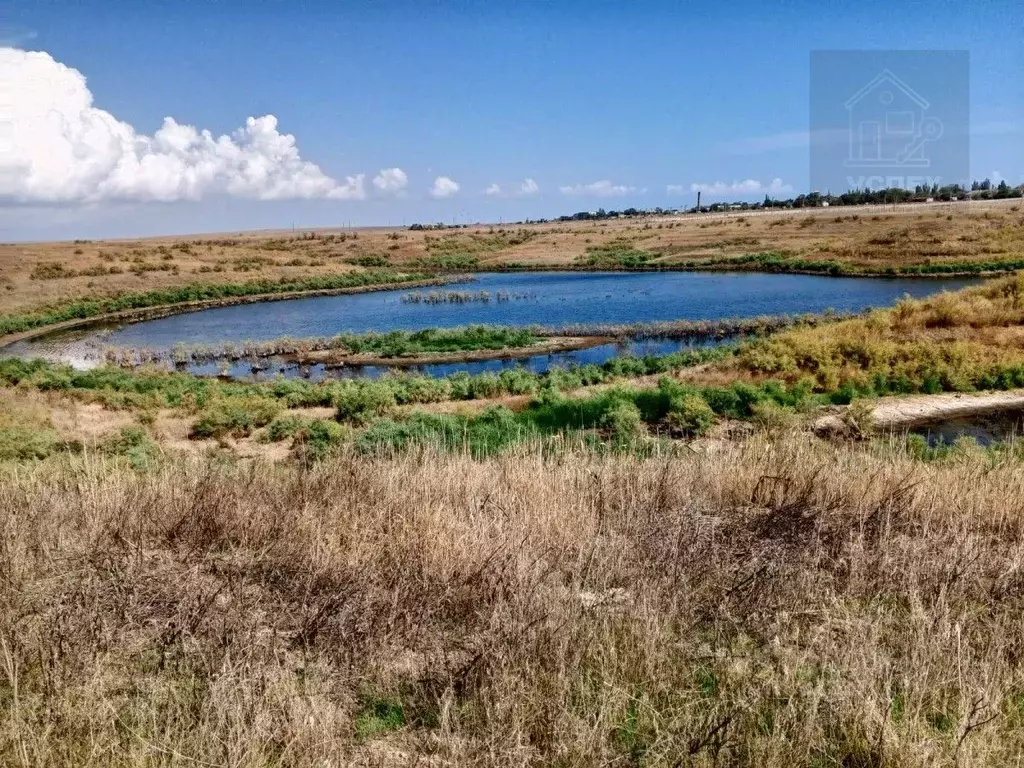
[844,69,943,168]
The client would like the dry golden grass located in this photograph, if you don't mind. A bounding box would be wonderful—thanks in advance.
[725,273,1024,392]
[4,437,1024,765]
[2,200,1022,314]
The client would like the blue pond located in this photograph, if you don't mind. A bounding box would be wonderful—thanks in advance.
[5,271,980,379]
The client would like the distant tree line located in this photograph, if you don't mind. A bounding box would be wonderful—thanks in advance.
[758,180,1023,211]
[404,180,1023,231]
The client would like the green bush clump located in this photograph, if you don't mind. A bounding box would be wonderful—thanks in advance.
[601,400,646,445]
[355,697,406,741]
[265,414,308,442]
[332,325,539,357]
[749,400,797,434]
[577,240,655,268]
[191,398,281,439]
[103,425,160,468]
[898,258,1024,275]
[666,394,715,436]
[344,255,391,267]
[387,374,451,404]
[680,252,851,276]
[0,425,60,460]
[358,407,534,459]
[334,382,397,424]
[904,432,987,461]
[412,254,479,270]
[293,419,349,462]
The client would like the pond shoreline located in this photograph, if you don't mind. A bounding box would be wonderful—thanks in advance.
[5,270,982,379]
[436,263,1023,279]
[0,276,462,351]
[0,266,995,354]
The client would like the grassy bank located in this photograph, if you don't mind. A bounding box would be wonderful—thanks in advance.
[4,203,1022,315]
[725,273,1024,396]
[10,276,1024,458]
[678,251,1024,277]
[0,269,431,338]
[0,344,733,413]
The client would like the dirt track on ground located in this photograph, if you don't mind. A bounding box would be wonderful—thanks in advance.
[869,390,1024,429]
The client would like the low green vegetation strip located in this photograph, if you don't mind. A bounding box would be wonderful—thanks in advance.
[504,250,1024,276]
[576,240,656,268]
[108,325,544,366]
[11,328,1024,462]
[675,251,1024,277]
[353,377,799,458]
[0,346,732,415]
[0,269,429,337]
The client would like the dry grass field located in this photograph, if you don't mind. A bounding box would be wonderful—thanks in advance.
[2,199,1023,315]
[5,437,1024,765]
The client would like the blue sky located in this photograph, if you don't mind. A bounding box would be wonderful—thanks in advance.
[2,0,1022,240]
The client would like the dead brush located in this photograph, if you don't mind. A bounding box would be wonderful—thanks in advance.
[3,439,1024,764]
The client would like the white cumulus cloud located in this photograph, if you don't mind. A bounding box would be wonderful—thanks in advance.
[485,183,502,196]
[0,47,367,204]
[519,178,539,195]
[429,176,460,198]
[689,178,793,197]
[372,167,408,194]
[666,184,687,195]
[559,180,636,197]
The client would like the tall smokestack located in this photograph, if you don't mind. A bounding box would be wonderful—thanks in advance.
[696,190,701,212]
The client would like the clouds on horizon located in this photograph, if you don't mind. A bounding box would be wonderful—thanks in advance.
[429,176,460,198]
[0,47,392,205]
[559,180,636,197]
[372,167,408,194]
[519,178,539,195]
[686,178,794,198]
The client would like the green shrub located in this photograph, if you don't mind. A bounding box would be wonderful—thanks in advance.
[355,697,406,741]
[103,425,160,468]
[601,400,646,446]
[265,414,307,442]
[334,383,396,424]
[357,406,534,459]
[191,397,281,439]
[0,425,60,460]
[666,394,715,436]
[391,375,451,404]
[749,400,797,434]
[293,419,349,461]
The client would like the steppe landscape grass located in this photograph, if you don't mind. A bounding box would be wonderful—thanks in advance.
[4,437,1024,764]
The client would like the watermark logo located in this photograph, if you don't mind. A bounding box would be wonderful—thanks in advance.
[811,51,969,194]
[844,70,942,169]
